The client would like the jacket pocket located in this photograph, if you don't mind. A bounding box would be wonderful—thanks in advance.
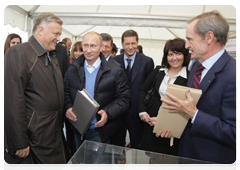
[27,111,35,128]
[27,111,39,144]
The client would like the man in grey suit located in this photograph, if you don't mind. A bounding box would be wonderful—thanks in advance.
[114,30,154,149]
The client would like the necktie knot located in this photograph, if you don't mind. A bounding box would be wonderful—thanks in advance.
[196,64,204,74]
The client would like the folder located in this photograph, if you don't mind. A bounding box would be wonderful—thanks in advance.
[71,89,100,136]
[153,84,202,139]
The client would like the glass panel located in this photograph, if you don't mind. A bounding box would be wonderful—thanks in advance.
[68,140,213,164]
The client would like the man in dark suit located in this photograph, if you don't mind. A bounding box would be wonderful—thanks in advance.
[160,11,236,163]
[55,43,75,160]
[114,30,154,149]
[62,37,72,57]
[100,33,122,68]
[55,43,70,78]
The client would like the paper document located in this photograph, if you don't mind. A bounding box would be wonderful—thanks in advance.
[153,84,202,139]
[71,89,100,136]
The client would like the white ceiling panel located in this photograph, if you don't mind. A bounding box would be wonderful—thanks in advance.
[6,5,236,41]
[168,28,187,39]
[36,5,99,13]
[150,27,176,40]
[150,5,204,17]
[98,5,150,14]
[62,25,94,36]
[108,26,132,38]
[80,26,113,36]
[205,5,236,19]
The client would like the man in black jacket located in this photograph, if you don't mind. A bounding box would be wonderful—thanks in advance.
[64,31,131,149]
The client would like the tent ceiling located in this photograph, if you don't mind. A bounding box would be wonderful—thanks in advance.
[6,5,236,41]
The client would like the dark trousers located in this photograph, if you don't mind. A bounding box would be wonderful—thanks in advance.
[126,118,143,149]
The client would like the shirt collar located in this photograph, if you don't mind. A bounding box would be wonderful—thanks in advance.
[201,49,225,71]
[85,57,101,68]
[124,52,136,62]
[160,66,187,79]
[106,55,111,61]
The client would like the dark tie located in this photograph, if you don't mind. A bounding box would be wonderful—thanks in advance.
[193,63,205,89]
[126,58,132,74]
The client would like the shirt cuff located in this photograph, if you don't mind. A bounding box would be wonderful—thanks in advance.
[191,110,199,124]
[139,112,147,117]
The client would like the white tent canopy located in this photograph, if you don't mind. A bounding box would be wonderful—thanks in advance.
[4,5,236,65]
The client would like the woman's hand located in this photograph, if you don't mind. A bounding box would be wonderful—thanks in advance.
[156,130,172,138]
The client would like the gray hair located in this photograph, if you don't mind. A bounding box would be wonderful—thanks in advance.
[189,10,229,46]
[32,12,63,35]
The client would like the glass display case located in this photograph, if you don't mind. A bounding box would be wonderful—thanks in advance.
[68,140,213,164]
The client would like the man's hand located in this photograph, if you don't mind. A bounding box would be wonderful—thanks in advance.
[140,113,150,123]
[95,110,108,127]
[148,117,157,126]
[66,107,77,122]
[15,146,30,158]
[161,89,197,119]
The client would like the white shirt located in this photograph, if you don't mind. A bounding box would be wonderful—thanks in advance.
[159,66,187,99]
[84,57,101,73]
[105,55,111,61]
[124,52,136,69]
[139,66,187,117]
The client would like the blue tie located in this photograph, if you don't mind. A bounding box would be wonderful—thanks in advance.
[126,59,132,74]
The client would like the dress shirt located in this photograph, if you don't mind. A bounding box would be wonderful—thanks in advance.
[124,52,136,69]
[84,57,101,74]
[191,48,225,123]
[36,39,51,61]
[139,66,187,117]
[105,55,111,61]
[158,66,187,99]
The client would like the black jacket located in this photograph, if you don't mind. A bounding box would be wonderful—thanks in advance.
[138,66,189,155]
[64,53,131,142]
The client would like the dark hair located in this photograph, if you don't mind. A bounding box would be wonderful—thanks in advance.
[121,30,139,43]
[62,37,71,44]
[4,33,22,54]
[112,43,118,53]
[161,38,190,68]
[137,45,143,53]
[57,41,66,46]
[100,33,113,47]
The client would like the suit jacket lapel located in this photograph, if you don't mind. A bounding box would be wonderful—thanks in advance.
[121,54,126,68]
[131,53,143,83]
[193,51,230,95]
